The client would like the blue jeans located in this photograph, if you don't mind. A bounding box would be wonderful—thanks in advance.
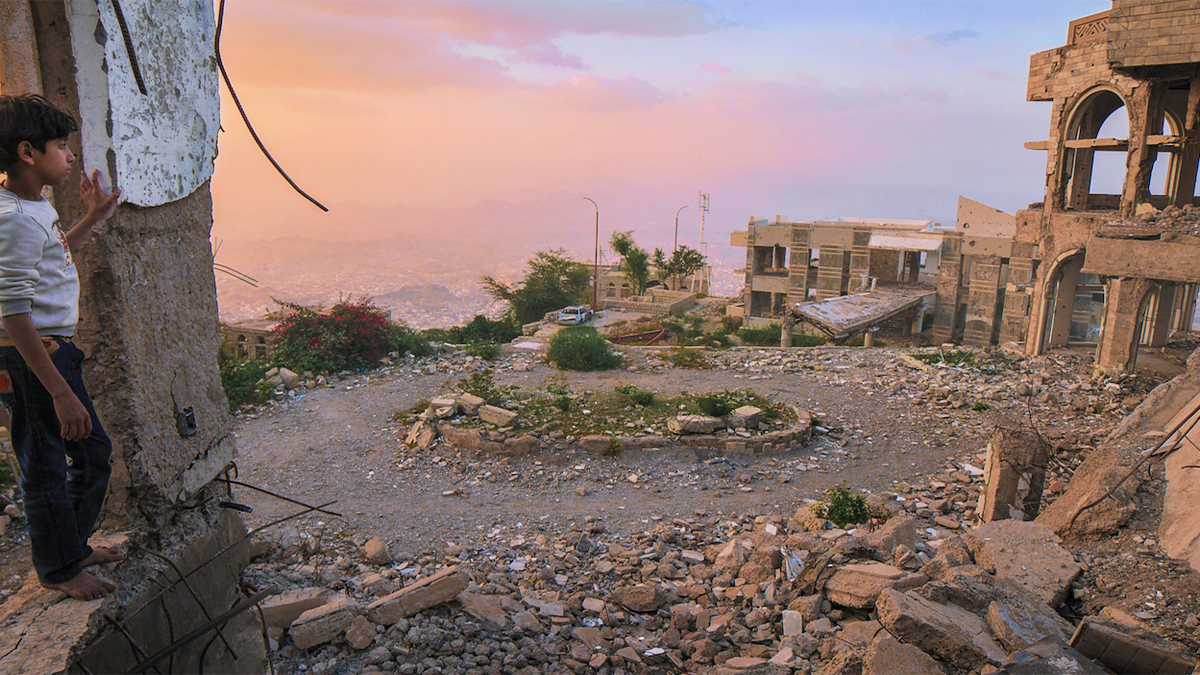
[0,337,112,584]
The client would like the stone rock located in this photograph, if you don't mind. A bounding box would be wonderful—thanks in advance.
[290,597,362,650]
[838,620,883,647]
[1036,447,1140,537]
[667,414,721,435]
[965,520,1080,606]
[918,565,1072,642]
[813,649,863,675]
[862,635,946,675]
[823,563,926,609]
[788,594,824,622]
[729,406,765,428]
[4,503,21,519]
[986,601,1070,652]
[1069,615,1196,675]
[478,405,518,427]
[455,392,485,415]
[1007,637,1108,675]
[367,565,469,625]
[863,516,916,556]
[715,538,754,573]
[875,589,1006,670]
[260,587,331,628]
[457,591,513,631]
[613,584,664,613]
[278,367,302,390]
[362,537,391,565]
[807,617,837,638]
[782,610,804,637]
[404,421,438,449]
[345,615,375,650]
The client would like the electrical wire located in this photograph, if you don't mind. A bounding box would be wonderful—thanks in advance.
[213,0,328,212]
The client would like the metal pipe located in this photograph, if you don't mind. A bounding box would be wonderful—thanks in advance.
[585,198,599,310]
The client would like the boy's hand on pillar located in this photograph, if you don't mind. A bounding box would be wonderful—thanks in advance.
[53,390,92,441]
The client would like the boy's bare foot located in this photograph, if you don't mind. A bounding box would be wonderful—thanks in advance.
[42,571,116,600]
[80,546,124,567]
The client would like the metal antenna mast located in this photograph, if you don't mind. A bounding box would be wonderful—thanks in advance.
[696,191,710,292]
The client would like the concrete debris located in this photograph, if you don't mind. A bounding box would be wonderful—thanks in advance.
[260,587,331,628]
[864,635,948,675]
[478,405,519,428]
[966,520,1081,607]
[822,563,926,609]
[1070,616,1196,675]
[366,565,469,625]
[289,596,362,650]
[668,414,722,435]
[876,588,1007,669]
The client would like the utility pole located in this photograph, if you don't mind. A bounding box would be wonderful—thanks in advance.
[673,204,689,291]
[585,198,599,310]
[696,192,710,293]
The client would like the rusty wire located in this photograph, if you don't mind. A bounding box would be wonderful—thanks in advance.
[214,0,328,212]
[109,0,147,95]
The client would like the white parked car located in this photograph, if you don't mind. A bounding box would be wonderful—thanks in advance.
[556,306,594,325]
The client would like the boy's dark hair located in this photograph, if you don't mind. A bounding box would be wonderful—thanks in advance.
[0,94,79,172]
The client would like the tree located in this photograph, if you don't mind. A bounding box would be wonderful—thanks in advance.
[652,245,706,288]
[482,249,590,324]
[609,231,652,296]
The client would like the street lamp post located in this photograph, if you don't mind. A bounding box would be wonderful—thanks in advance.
[584,198,599,310]
[673,204,689,290]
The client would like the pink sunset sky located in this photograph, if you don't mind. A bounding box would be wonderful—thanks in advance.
[210,0,1111,272]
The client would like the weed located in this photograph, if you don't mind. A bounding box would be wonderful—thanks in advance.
[217,344,275,411]
[455,369,515,406]
[554,396,572,412]
[464,340,502,360]
[737,324,783,346]
[792,333,828,347]
[546,327,621,371]
[616,385,655,406]
[972,400,991,412]
[669,347,711,369]
[813,484,870,528]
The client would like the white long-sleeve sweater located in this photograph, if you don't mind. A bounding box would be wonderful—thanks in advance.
[0,188,79,337]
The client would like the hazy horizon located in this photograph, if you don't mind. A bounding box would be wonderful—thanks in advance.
[210,0,1111,324]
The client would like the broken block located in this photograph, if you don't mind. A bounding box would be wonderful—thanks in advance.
[289,597,362,650]
[863,635,947,675]
[986,600,1071,652]
[977,429,1050,522]
[478,405,518,427]
[457,591,513,631]
[1070,616,1196,675]
[455,392,485,415]
[367,565,469,625]
[260,587,331,628]
[965,520,1080,606]
[823,563,926,609]
[729,405,764,428]
[876,589,1006,670]
[667,415,721,435]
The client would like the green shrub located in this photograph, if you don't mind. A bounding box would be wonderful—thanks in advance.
[423,315,521,347]
[793,333,827,347]
[813,484,870,528]
[914,349,976,367]
[465,340,502,360]
[456,369,514,406]
[546,327,621,371]
[843,334,881,347]
[696,393,734,418]
[737,324,783,346]
[554,395,572,412]
[217,344,275,411]
[670,347,711,369]
[271,297,428,374]
[616,385,655,406]
[972,400,991,412]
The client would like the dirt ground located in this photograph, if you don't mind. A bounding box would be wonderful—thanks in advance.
[1,337,1198,656]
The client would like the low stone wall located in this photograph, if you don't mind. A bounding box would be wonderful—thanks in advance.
[430,417,812,457]
[602,290,696,316]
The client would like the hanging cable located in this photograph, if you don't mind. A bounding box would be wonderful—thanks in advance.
[213,0,328,212]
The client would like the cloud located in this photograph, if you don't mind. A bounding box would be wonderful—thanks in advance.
[894,28,979,54]
[700,62,731,76]
[548,75,669,111]
[969,67,1011,81]
[302,1,724,68]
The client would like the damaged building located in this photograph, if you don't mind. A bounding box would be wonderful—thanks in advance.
[736,2,1200,370]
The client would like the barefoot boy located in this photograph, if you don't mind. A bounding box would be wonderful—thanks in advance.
[0,94,122,600]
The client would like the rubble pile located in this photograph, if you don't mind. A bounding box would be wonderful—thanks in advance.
[242,475,1197,675]
[1130,203,1200,236]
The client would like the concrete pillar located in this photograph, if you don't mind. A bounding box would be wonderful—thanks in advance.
[815,245,845,300]
[978,429,1050,522]
[910,312,924,346]
[742,222,756,326]
[963,254,1004,347]
[1170,77,1200,208]
[931,234,963,344]
[1047,255,1083,349]
[864,332,874,348]
[906,251,921,283]
[848,228,872,293]
[0,1,42,94]
[1121,81,1167,218]
[999,247,1036,345]
[786,225,810,305]
[1148,284,1176,348]
[1096,277,1155,373]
